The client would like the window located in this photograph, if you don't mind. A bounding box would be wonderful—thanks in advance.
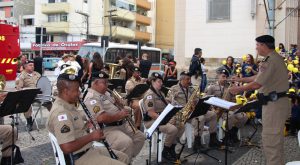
[49,0,55,3]
[208,0,230,21]
[24,18,34,26]
[110,0,116,6]
[48,14,56,22]
[60,14,68,22]
[84,0,87,3]
[61,0,67,2]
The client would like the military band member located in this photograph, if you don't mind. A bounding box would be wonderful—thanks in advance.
[0,93,18,165]
[15,60,41,131]
[167,71,221,150]
[143,72,181,161]
[125,67,146,129]
[206,69,248,143]
[84,71,145,162]
[229,35,290,165]
[47,68,129,165]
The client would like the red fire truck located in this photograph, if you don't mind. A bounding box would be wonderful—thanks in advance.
[0,22,20,80]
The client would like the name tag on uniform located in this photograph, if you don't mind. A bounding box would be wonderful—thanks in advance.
[58,114,67,121]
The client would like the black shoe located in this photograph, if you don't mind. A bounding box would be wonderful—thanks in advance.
[1,157,11,165]
[209,133,222,148]
[162,146,176,161]
[231,127,240,143]
[26,117,33,131]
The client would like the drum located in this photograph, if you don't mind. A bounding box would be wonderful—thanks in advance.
[36,76,52,101]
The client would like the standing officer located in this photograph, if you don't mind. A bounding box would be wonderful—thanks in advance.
[206,69,248,143]
[15,60,41,131]
[0,93,18,165]
[47,67,129,165]
[167,71,221,149]
[125,67,146,129]
[84,71,145,162]
[229,35,290,165]
[189,48,203,86]
[143,72,180,161]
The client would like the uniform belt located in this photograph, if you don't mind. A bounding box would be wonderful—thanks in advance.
[258,91,287,105]
[64,148,89,162]
[104,120,123,127]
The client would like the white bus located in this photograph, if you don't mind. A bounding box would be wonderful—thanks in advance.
[78,42,162,71]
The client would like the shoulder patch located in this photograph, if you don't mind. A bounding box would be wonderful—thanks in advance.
[61,125,70,133]
[147,95,152,100]
[58,114,67,121]
[93,106,100,113]
[90,100,97,105]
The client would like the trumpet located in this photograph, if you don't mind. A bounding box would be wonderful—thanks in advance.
[107,89,137,134]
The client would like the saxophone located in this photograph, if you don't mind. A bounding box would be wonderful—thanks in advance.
[175,86,200,128]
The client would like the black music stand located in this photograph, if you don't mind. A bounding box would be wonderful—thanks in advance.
[0,88,40,165]
[145,104,181,165]
[126,84,149,101]
[234,100,262,148]
[183,97,222,164]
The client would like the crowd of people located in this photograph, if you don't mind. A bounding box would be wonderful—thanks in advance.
[0,35,297,165]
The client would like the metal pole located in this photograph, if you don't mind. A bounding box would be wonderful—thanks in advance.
[86,16,89,42]
[268,0,275,36]
[39,27,43,57]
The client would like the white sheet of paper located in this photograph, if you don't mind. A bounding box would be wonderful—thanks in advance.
[204,97,237,110]
[146,104,174,139]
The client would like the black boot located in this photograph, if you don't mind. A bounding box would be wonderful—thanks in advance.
[170,144,177,158]
[209,133,222,148]
[231,127,240,143]
[26,117,33,131]
[162,146,176,161]
[1,157,11,165]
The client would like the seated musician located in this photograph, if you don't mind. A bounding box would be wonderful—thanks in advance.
[125,67,146,129]
[143,72,182,161]
[0,93,18,165]
[166,71,221,150]
[84,71,145,162]
[47,68,129,165]
[206,69,248,144]
[15,60,41,131]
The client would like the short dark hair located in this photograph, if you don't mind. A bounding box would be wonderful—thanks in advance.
[194,48,202,55]
[265,42,275,49]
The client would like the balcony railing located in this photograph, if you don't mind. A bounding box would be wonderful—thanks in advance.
[41,3,70,14]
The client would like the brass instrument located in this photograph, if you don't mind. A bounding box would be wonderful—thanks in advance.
[0,74,6,91]
[108,89,137,134]
[175,86,200,128]
[107,63,119,79]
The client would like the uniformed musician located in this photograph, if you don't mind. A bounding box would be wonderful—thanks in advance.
[143,72,180,161]
[47,68,129,165]
[125,67,146,129]
[0,93,18,165]
[167,71,221,150]
[84,71,145,162]
[206,69,248,144]
[229,35,290,165]
[15,60,41,131]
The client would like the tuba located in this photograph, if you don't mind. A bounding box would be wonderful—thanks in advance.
[175,86,200,128]
[107,63,119,79]
[0,74,6,91]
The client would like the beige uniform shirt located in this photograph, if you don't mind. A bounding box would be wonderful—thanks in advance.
[255,51,289,94]
[166,83,195,106]
[143,88,167,114]
[16,71,41,89]
[47,97,90,154]
[84,89,119,117]
[206,82,234,101]
[125,77,144,94]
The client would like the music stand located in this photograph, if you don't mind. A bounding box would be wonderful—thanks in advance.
[183,97,222,164]
[145,104,181,165]
[0,88,40,164]
[126,84,149,101]
[234,100,261,148]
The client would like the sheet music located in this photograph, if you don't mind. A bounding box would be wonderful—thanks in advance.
[146,104,174,139]
[204,97,237,110]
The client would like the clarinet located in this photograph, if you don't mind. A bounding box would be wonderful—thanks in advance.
[78,98,118,160]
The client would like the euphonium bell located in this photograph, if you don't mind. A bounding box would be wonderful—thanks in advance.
[0,74,6,91]
[106,63,119,79]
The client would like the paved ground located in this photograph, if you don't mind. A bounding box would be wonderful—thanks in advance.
[2,71,300,165]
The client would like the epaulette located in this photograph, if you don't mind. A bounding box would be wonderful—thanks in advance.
[262,56,270,62]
